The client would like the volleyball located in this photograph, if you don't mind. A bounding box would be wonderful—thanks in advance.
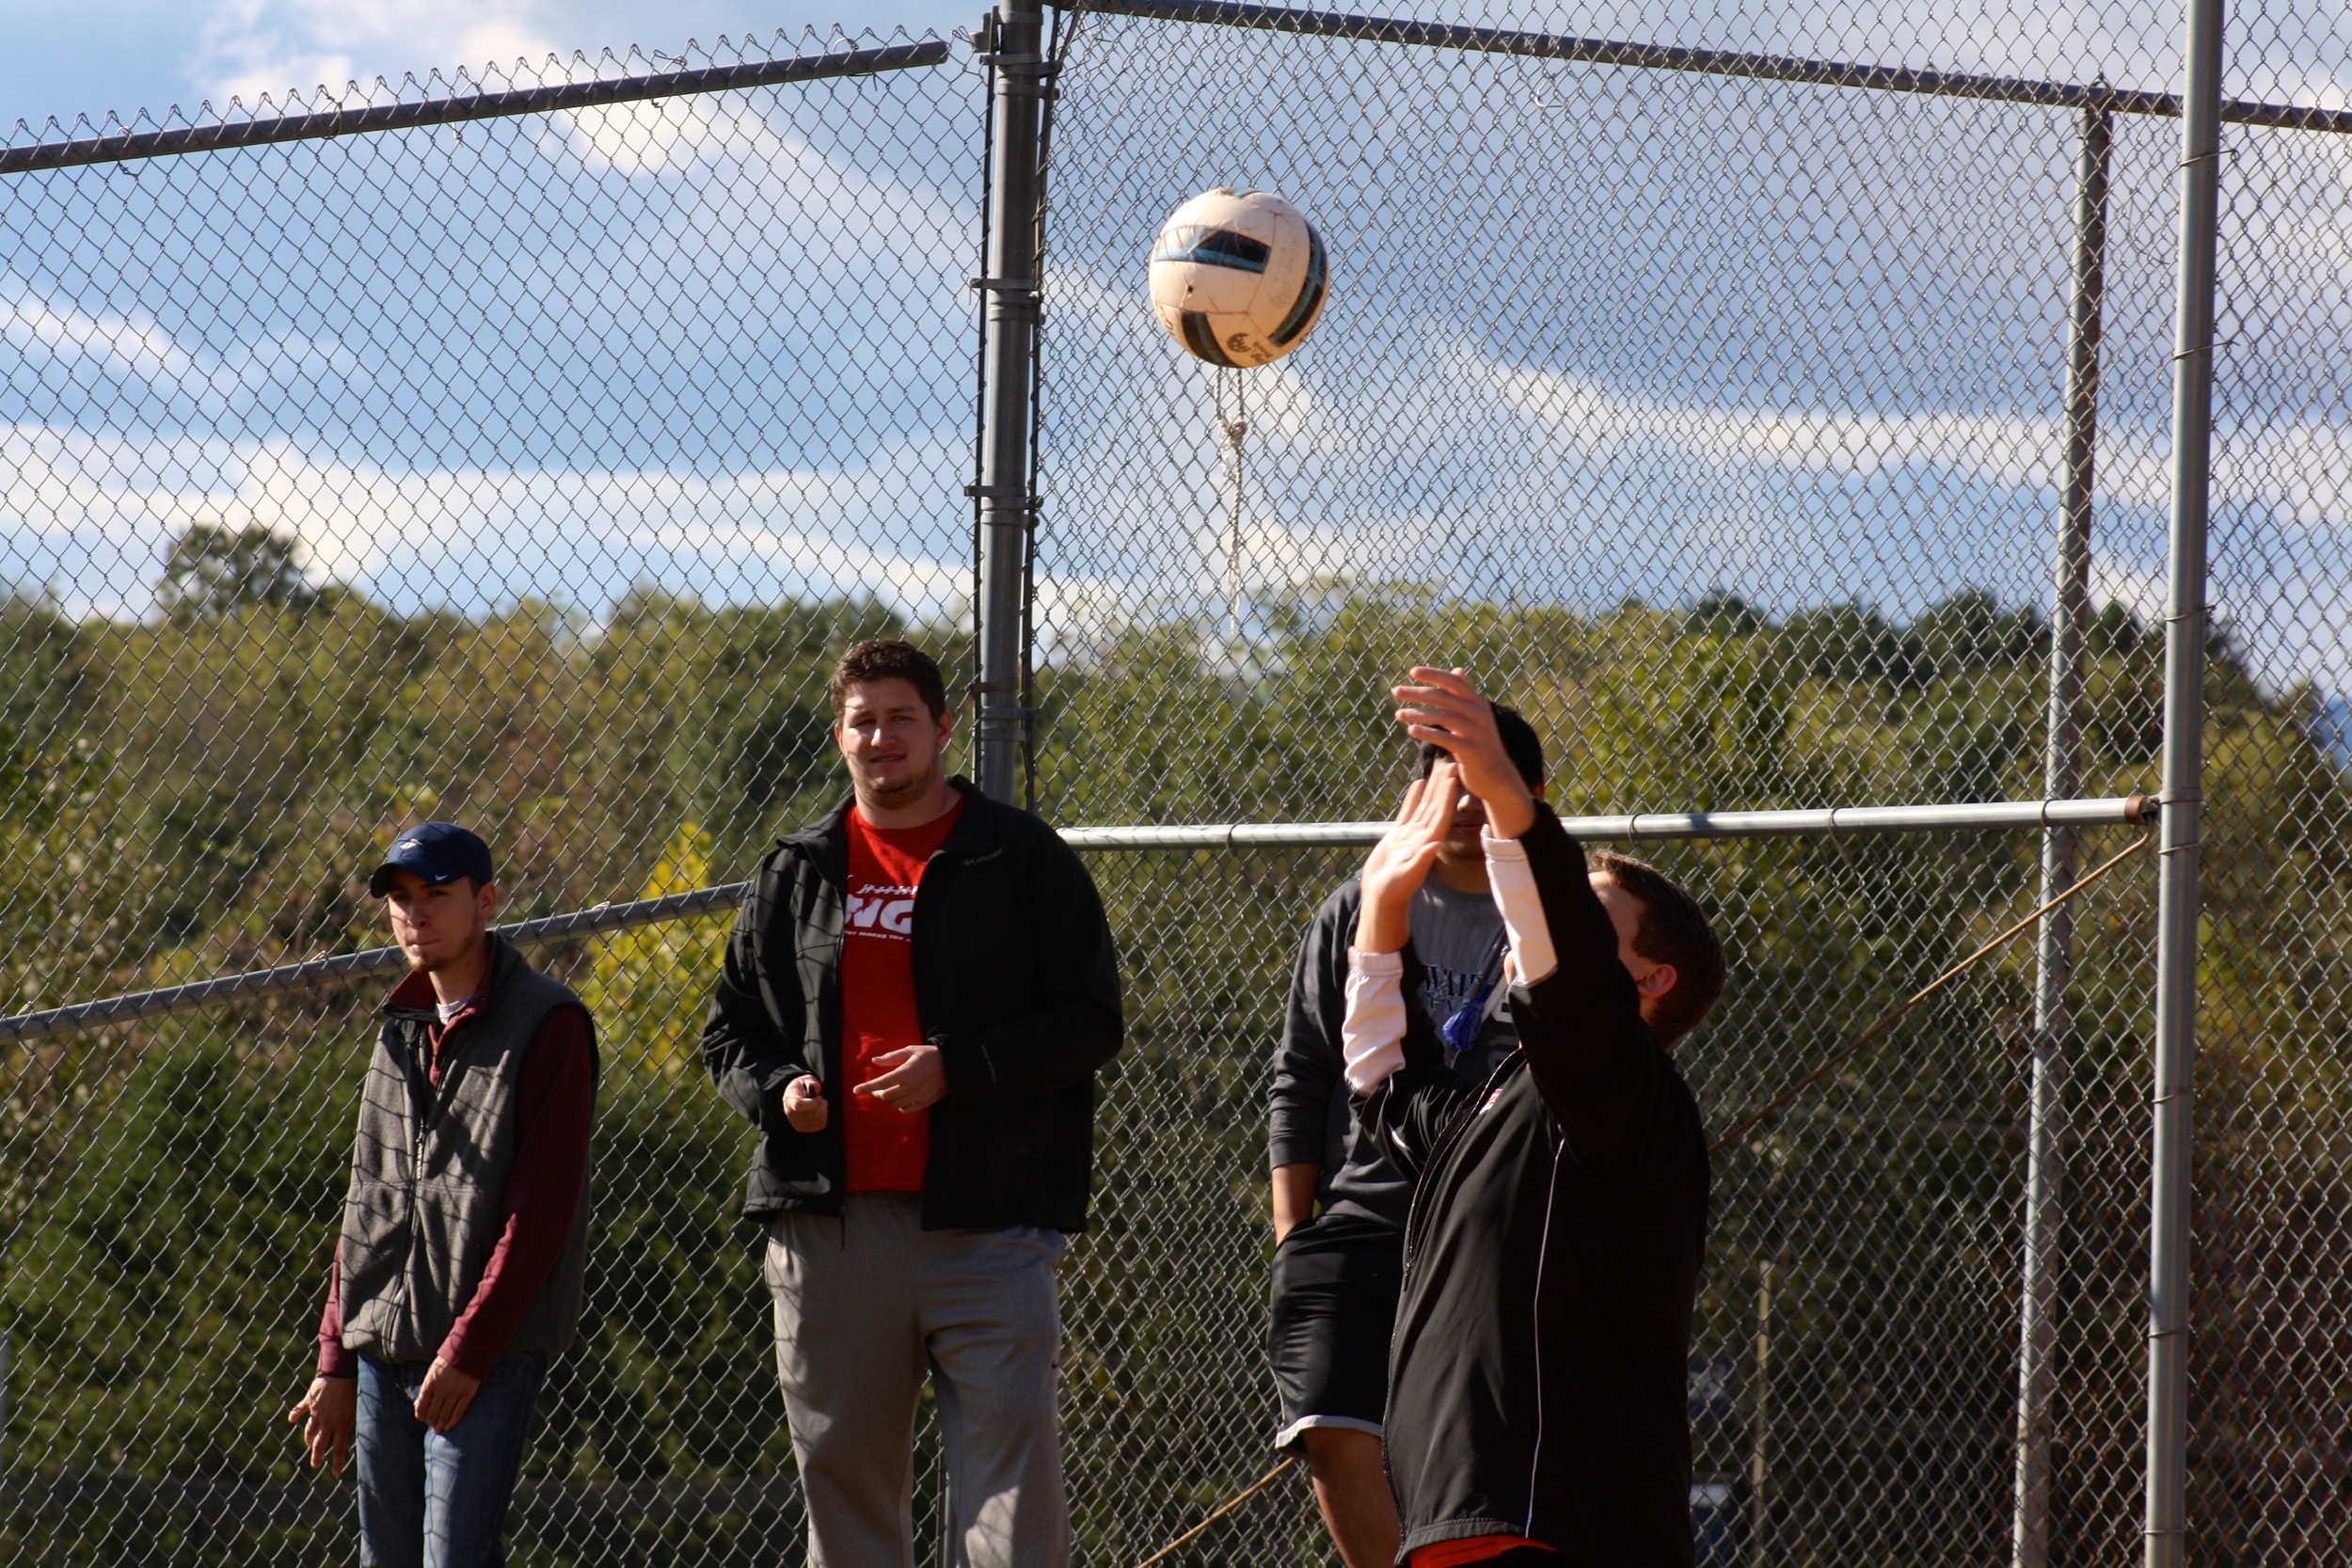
[1148,187,1328,368]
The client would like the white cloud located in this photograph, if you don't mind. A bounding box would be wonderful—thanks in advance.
[2,273,387,404]
[1489,363,2064,488]
[190,0,566,107]
[538,93,732,181]
[529,91,976,271]
[0,278,194,384]
[2089,550,2168,626]
[0,423,972,624]
[1488,357,2352,546]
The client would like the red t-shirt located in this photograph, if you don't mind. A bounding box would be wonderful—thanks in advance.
[1408,1537,1557,1567]
[840,797,961,1193]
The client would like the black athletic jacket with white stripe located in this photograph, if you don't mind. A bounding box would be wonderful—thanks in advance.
[1362,803,1710,1566]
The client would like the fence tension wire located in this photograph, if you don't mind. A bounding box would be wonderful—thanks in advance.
[1129,1455,1298,1568]
[0,796,2153,1046]
[1708,834,2152,1157]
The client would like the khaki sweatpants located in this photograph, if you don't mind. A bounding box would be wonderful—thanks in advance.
[765,1193,1070,1568]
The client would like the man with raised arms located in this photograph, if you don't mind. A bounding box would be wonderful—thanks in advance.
[1348,668,1725,1568]
[1264,710,1549,1568]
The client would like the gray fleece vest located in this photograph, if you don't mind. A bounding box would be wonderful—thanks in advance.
[338,935,593,1363]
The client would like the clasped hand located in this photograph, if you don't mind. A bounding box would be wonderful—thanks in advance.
[780,1042,947,1133]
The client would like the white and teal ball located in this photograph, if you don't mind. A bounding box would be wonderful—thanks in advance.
[1148,187,1328,368]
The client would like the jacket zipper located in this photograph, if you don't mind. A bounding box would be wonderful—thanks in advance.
[794,836,967,1214]
[1524,1136,1567,1533]
[375,1013,431,1354]
[1400,1050,1526,1278]
[393,1006,470,1355]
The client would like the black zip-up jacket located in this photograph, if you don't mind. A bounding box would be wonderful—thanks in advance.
[1364,803,1710,1566]
[700,779,1123,1231]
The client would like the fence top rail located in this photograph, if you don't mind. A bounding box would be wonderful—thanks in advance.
[1063,0,2352,135]
[0,795,2148,1045]
[1061,793,2153,848]
[0,38,953,176]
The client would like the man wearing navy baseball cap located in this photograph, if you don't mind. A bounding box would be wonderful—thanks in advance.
[288,821,599,1568]
[366,820,498,896]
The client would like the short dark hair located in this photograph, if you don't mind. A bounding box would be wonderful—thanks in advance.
[1587,849,1726,1047]
[829,640,949,721]
[1417,701,1545,791]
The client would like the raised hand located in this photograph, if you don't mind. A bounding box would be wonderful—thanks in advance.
[1391,666,1536,839]
[1356,757,1461,954]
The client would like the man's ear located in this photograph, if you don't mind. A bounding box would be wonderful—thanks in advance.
[1637,961,1677,1001]
[477,881,500,920]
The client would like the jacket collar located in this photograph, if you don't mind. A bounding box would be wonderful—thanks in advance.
[384,929,524,1020]
[780,777,1002,867]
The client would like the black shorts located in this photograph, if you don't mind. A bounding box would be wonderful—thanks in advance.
[1266,1212,1405,1448]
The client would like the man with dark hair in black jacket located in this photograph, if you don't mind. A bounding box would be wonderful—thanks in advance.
[1346,666,1723,1568]
[699,639,1122,1568]
[1265,708,1547,1568]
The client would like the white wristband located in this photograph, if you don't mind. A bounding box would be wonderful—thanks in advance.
[1482,830,1559,985]
[1341,947,1407,1093]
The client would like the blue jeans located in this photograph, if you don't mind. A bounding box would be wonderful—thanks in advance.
[356,1353,547,1568]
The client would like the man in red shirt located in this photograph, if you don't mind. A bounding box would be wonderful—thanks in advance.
[702,640,1122,1568]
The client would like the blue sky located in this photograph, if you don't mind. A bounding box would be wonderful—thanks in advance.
[1,2,2348,703]
[0,2,974,134]
[9,0,2352,137]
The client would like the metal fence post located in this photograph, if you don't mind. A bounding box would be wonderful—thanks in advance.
[1748,1190,1784,1568]
[2012,98,2111,1568]
[976,0,1048,803]
[2148,2,2225,1564]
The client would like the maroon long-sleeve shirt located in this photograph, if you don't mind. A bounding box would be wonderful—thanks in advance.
[316,969,596,1380]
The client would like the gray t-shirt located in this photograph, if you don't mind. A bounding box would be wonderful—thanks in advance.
[1265,872,1519,1231]
[1406,876,1509,1069]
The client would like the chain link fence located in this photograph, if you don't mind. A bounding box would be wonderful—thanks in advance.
[0,27,984,1567]
[0,3,2346,1566]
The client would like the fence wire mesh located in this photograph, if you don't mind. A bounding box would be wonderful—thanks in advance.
[0,3,2344,1566]
[2197,86,2352,1566]
[1033,9,2170,1563]
[0,26,983,1567]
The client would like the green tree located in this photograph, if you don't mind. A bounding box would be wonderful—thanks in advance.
[155,523,317,624]
[3,580,2346,1567]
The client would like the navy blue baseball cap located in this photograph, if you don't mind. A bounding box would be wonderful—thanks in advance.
[369,821,495,896]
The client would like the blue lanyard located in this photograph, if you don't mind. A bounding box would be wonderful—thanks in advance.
[1437,929,1510,1064]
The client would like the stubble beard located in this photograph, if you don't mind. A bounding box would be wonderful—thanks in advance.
[1439,814,1486,859]
[860,754,941,813]
[401,924,485,975]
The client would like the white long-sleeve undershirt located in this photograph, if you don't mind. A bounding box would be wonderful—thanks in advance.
[1341,947,1408,1095]
[1481,828,1558,986]
[1340,828,1560,1094]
